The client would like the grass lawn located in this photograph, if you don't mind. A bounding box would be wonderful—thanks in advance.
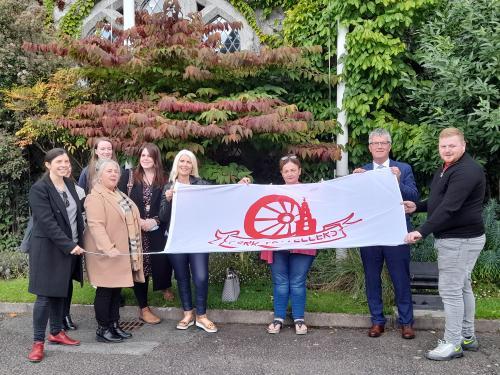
[1,278,499,319]
[0,278,369,314]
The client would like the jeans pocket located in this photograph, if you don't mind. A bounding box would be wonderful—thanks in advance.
[436,238,463,271]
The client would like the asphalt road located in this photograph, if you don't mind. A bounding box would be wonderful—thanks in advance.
[0,311,498,375]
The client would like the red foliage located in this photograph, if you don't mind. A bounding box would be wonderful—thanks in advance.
[56,95,317,154]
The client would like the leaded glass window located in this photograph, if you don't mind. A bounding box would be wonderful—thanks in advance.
[209,15,240,53]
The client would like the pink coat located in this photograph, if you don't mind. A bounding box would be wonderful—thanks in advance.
[260,249,317,264]
[84,183,145,288]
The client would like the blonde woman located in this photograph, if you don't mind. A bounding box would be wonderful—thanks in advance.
[159,150,216,332]
[78,137,117,194]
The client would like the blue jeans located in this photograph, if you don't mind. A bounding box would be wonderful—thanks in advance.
[168,253,209,316]
[360,245,413,326]
[436,235,485,345]
[270,251,315,320]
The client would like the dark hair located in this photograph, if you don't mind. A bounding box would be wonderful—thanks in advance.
[132,143,166,187]
[43,148,68,177]
[279,154,301,171]
[44,148,67,164]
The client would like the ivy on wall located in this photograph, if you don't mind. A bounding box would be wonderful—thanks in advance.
[329,0,436,166]
[58,0,95,37]
[226,0,282,47]
[43,0,55,24]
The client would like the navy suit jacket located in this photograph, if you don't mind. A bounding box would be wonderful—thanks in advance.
[362,159,419,231]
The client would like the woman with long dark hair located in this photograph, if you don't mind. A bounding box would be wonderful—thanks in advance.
[118,143,174,324]
[27,148,84,362]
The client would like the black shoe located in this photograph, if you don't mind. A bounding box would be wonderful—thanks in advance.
[96,325,123,343]
[111,321,132,339]
[63,315,77,331]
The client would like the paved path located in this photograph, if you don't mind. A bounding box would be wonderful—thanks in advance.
[0,312,499,375]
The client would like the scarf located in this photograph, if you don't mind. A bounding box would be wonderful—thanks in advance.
[111,189,143,272]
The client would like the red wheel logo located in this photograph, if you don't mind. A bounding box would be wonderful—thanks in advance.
[244,195,317,239]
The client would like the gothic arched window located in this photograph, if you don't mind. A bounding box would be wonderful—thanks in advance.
[141,0,164,14]
[208,15,240,53]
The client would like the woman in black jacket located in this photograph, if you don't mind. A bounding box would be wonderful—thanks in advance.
[27,148,85,362]
[118,143,174,324]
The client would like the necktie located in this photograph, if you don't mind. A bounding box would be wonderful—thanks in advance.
[377,164,385,169]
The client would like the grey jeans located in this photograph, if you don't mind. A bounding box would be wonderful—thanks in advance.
[435,235,485,345]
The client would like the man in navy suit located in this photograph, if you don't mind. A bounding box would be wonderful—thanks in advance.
[353,128,419,339]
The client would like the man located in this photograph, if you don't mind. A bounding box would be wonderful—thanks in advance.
[354,128,419,340]
[404,127,486,361]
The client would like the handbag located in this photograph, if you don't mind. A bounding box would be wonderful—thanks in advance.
[221,267,240,302]
[19,216,33,253]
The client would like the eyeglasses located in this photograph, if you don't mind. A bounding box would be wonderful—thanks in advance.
[369,141,391,147]
[280,155,298,161]
[61,191,70,208]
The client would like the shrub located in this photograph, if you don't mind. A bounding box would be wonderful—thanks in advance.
[411,200,499,283]
[309,249,394,305]
[0,251,28,279]
[209,252,270,284]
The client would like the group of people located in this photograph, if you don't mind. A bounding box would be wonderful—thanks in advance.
[25,127,487,364]
[354,127,486,362]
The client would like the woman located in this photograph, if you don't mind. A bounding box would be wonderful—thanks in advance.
[78,137,116,194]
[27,148,84,363]
[84,159,145,343]
[59,163,86,331]
[158,150,215,333]
[262,155,316,335]
[118,143,174,325]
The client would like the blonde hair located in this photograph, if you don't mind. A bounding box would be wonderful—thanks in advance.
[87,137,117,190]
[169,149,199,183]
[439,127,465,142]
[94,159,121,187]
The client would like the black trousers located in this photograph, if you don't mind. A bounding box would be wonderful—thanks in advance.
[33,295,64,342]
[94,287,121,327]
[63,256,78,316]
[134,276,150,309]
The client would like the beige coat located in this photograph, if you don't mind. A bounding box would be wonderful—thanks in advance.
[84,183,144,287]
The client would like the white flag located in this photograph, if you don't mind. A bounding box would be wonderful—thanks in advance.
[165,168,407,253]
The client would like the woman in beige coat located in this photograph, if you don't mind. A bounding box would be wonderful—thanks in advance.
[84,159,145,343]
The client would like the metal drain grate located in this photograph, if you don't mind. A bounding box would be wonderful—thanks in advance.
[119,319,144,331]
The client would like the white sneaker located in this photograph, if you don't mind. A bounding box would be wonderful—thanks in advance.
[425,340,464,361]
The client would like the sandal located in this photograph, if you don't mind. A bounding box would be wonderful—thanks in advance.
[294,319,307,335]
[176,311,194,330]
[267,319,283,334]
[195,315,218,333]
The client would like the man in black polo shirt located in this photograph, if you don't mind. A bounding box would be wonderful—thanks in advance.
[404,127,486,361]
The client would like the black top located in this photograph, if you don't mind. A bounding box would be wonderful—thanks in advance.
[118,169,167,252]
[416,153,485,239]
[158,176,210,229]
